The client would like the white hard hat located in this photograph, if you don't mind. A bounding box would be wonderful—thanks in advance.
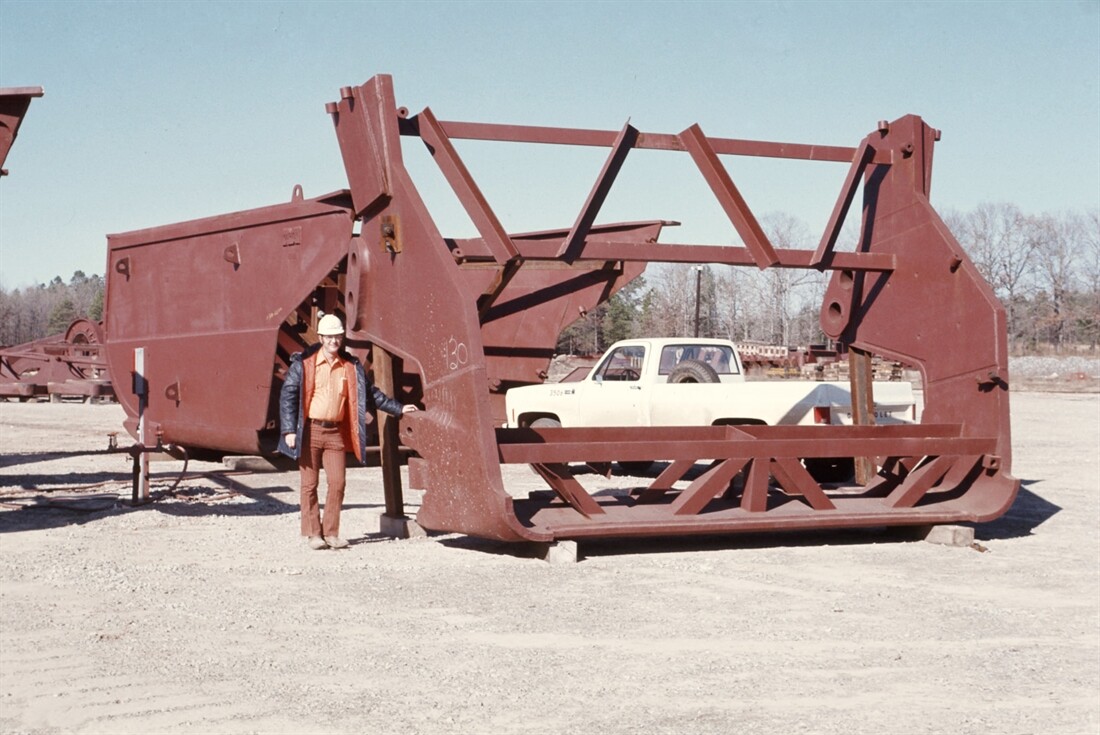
[317,313,345,336]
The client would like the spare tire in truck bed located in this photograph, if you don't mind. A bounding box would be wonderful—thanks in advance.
[667,359,720,383]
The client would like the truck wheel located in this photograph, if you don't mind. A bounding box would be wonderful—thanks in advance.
[667,359,720,384]
[618,461,654,474]
[803,457,855,484]
[529,417,561,429]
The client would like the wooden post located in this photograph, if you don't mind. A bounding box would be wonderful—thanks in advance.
[132,347,150,504]
[373,346,405,520]
[848,346,876,485]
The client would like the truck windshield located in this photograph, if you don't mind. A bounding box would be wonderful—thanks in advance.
[658,344,739,376]
[594,345,645,382]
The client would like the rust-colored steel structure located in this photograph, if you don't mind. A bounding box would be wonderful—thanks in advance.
[0,87,116,402]
[0,86,42,177]
[96,74,1015,543]
[0,319,113,402]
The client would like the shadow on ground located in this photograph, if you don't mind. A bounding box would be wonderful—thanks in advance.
[973,480,1061,541]
[0,450,123,470]
[435,478,1058,560]
[0,469,307,534]
[435,525,939,561]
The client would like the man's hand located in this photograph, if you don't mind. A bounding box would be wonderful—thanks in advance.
[402,405,419,415]
[285,433,296,449]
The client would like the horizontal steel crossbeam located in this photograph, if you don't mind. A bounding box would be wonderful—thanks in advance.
[496,424,991,465]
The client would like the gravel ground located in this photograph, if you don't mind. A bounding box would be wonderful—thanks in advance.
[1009,355,1100,391]
[0,392,1098,735]
[1011,354,1100,377]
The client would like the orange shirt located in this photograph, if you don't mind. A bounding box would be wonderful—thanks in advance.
[307,351,348,422]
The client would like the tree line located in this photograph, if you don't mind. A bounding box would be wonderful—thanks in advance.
[558,205,1099,356]
[1,205,1096,355]
[0,271,104,345]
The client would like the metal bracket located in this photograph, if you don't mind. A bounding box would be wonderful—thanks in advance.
[381,214,401,253]
[223,242,241,266]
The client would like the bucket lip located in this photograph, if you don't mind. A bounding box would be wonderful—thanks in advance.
[106,190,353,249]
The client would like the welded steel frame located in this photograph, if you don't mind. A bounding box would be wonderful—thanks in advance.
[323,75,1017,542]
[0,319,112,401]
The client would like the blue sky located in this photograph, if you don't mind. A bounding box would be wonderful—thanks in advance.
[1,0,1097,289]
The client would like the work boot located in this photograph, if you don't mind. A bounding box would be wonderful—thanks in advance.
[308,536,328,550]
[324,536,349,549]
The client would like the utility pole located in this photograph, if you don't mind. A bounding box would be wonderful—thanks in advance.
[693,265,703,337]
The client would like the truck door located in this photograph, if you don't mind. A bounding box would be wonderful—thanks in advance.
[582,344,647,427]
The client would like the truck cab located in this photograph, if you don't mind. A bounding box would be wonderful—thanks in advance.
[506,337,914,431]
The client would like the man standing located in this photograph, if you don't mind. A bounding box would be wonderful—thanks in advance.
[278,313,417,550]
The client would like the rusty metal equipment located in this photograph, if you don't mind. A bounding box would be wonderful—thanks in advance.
[0,86,114,402]
[0,86,42,177]
[0,87,115,404]
[97,74,1017,543]
[0,319,114,402]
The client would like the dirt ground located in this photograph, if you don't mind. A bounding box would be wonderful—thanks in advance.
[0,392,1098,735]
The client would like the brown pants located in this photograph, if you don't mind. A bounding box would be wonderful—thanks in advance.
[299,422,347,538]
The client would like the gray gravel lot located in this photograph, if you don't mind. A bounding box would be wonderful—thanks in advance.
[1,391,1098,735]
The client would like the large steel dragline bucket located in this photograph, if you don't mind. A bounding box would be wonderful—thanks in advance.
[103,74,1018,545]
[326,76,1018,543]
[102,193,649,460]
[103,191,357,455]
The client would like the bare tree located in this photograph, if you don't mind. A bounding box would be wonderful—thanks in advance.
[713,266,751,341]
[952,202,1038,344]
[1076,209,1100,349]
[1031,212,1082,351]
[638,264,697,337]
[754,213,826,346]
[551,205,1096,355]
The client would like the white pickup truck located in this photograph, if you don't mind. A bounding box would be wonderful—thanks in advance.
[505,337,915,477]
